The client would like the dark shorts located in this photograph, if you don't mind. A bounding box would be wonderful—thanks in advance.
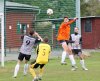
[30,60,45,69]
[59,40,69,45]
[18,52,31,61]
[72,49,82,55]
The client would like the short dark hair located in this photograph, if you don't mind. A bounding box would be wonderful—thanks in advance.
[29,30,35,36]
[43,37,49,43]
[64,16,68,18]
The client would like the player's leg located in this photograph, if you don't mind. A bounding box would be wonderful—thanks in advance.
[13,52,24,78]
[38,64,45,80]
[29,61,39,81]
[68,50,77,71]
[60,41,67,65]
[61,51,67,65]
[78,50,88,70]
[61,42,76,70]
[70,49,78,71]
[23,55,31,75]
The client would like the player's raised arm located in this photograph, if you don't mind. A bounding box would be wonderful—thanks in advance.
[35,32,43,41]
[66,17,78,25]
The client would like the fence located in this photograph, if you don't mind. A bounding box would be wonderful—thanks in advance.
[0,0,77,55]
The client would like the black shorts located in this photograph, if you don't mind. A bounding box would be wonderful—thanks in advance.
[59,40,69,45]
[18,52,31,61]
[72,49,82,55]
[30,60,45,69]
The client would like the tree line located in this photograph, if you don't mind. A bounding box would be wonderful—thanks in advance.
[7,0,100,18]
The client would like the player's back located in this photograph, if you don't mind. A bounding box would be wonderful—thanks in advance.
[20,35,36,55]
[36,43,51,64]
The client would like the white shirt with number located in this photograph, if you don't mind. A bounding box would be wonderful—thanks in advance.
[20,35,36,55]
[71,34,81,49]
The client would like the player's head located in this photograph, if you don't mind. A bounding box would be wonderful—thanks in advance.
[43,37,49,43]
[64,16,69,22]
[74,27,79,33]
[29,30,35,36]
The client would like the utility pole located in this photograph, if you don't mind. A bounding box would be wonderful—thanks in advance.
[76,0,81,34]
[0,0,5,67]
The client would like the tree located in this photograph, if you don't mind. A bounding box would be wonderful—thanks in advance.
[87,0,100,16]
[6,0,76,19]
[7,0,100,17]
[80,0,89,16]
[80,0,100,16]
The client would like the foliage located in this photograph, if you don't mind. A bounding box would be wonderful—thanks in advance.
[6,0,100,17]
[80,0,100,16]
[35,21,53,45]
[6,0,76,19]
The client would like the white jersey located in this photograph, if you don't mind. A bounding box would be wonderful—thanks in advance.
[71,34,81,49]
[20,35,36,55]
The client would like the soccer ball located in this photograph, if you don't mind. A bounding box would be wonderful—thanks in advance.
[47,8,53,15]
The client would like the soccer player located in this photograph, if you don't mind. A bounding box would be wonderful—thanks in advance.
[29,37,51,81]
[57,16,78,70]
[13,30,43,78]
[70,27,88,70]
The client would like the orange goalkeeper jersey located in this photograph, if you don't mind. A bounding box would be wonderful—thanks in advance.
[57,19,76,41]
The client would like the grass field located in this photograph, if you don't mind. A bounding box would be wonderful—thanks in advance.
[0,52,100,81]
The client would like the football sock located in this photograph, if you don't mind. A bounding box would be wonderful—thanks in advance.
[80,60,86,68]
[61,51,66,63]
[39,68,44,77]
[14,64,20,77]
[29,67,36,78]
[69,55,76,66]
[24,64,29,75]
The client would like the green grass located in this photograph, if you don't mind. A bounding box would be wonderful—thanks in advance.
[0,52,100,81]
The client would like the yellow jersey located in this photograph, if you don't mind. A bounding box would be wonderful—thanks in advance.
[36,43,51,64]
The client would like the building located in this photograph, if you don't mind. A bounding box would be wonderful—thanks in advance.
[4,1,39,48]
[1,1,100,49]
[81,16,100,49]
[35,16,100,49]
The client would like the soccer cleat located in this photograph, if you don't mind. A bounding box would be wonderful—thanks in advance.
[32,78,38,81]
[13,75,17,78]
[71,66,78,71]
[38,77,42,80]
[71,67,76,71]
[32,77,38,81]
[75,66,78,69]
[82,67,88,71]
[61,62,67,65]
[37,75,42,80]
[23,73,27,76]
